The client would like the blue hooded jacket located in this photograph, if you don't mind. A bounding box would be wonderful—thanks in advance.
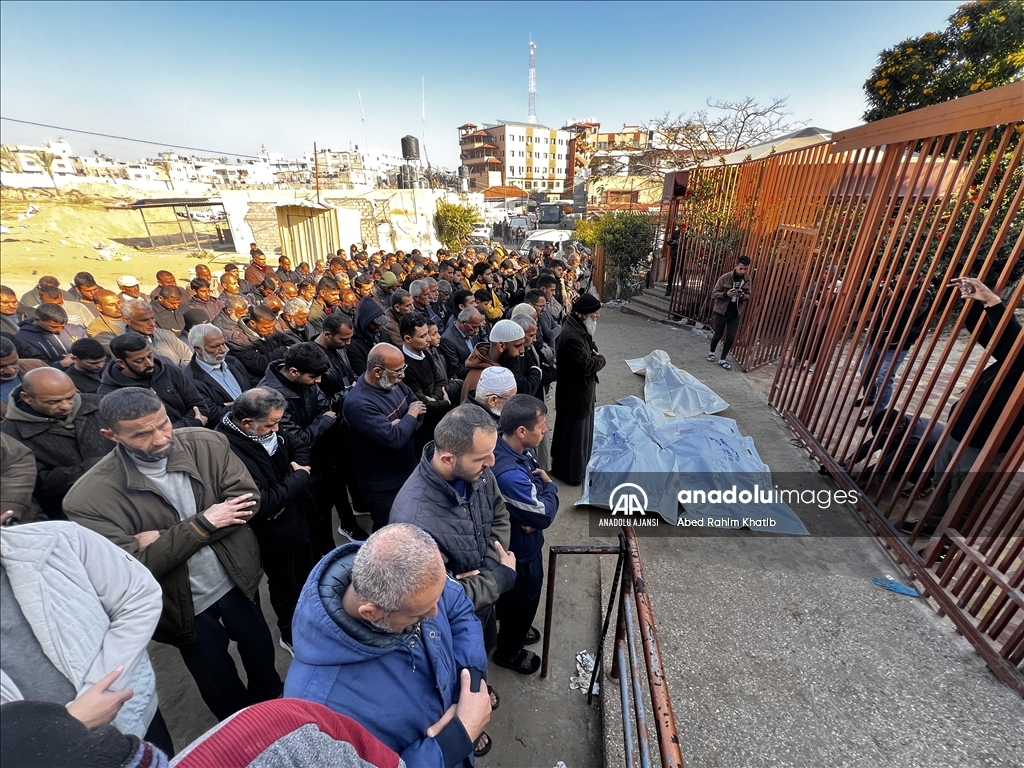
[284,542,488,768]
[491,437,559,563]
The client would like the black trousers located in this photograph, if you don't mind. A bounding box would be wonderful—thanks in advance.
[143,707,174,757]
[312,431,364,555]
[261,541,314,645]
[176,587,282,721]
[496,554,543,661]
[361,485,401,532]
[710,312,740,358]
[476,603,498,657]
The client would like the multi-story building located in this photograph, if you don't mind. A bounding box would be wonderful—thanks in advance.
[458,120,571,196]
[2,138,78,179]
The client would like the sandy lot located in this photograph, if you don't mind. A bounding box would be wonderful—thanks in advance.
[0,186,238,297]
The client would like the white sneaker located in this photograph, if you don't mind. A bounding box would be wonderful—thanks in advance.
[279,638,294,657]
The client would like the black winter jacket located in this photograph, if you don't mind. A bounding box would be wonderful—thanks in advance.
[0,392,113,518]
[215,419,312,550]
[98,357,209,428]
[257,361,335,452]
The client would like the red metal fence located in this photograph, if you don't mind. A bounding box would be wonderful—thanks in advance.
[667,84,1024,693]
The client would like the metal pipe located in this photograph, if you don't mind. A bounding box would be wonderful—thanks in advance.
[616,637,638,768]
[622,576,653,768]
[623,528,685,768]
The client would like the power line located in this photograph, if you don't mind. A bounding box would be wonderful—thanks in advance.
[0,116,260,158]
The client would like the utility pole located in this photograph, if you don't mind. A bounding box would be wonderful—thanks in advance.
[313,142,320,203]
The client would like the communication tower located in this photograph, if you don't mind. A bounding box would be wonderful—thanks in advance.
[528,40,537,124]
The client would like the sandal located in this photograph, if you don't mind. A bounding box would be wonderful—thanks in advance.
[718,360,732,370]
[706,352,716,362]
[474,732,493,758]
[492,649,541,675]
[488,684,499,711]
[525,626,541,645]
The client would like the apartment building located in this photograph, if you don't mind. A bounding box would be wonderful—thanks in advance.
[458,120,571,195]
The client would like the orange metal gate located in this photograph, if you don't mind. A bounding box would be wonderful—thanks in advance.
[669,84,1024,693]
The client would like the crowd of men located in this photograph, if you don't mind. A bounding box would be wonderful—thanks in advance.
[0,239,609,766]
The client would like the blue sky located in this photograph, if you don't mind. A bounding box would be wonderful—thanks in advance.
[0,1,962,168]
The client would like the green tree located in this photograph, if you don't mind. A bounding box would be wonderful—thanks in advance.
[434,199,480,250]
[593,212,659,300]
[863,0,1024,122]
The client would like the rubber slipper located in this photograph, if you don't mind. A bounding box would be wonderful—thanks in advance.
[706,352,716,362]
[525,626,541,645]
[492,649,541,675]
[488,684,499,711]
[718,360,732,370]
[474,732,492,758]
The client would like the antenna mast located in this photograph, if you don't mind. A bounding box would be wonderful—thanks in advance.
[528,39,537,124]
[357,88,371,181]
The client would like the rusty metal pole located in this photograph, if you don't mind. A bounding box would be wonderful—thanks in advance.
[139,209,155,249]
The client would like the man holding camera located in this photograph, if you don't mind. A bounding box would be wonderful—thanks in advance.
[707,256,752,371]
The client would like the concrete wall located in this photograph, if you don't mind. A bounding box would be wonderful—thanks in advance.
[0,172,213,196]
[218,188,485,256]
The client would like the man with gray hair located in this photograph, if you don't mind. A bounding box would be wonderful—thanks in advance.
[185,323,252,423]
[275,298,312,344]
[64,387,282,721]
[212,294,250,336]
[390,404,516,658]
[410,279,442,327]
[120,297,192,366]
[467,365,517,421]
[285,523,493,763]
[439,307,484,380]
[216,387,314,656]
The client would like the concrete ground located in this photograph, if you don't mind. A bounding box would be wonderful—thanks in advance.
[151,305,1022,767]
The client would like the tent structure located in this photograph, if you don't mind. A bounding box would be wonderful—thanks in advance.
[697,127,834,167]
[276,199,339,264]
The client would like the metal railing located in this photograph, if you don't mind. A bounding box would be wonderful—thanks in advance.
[664,84,1023,693]
[541,527,684,768]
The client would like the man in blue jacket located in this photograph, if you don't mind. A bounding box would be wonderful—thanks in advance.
[491,394,559,675]
[284,523,493,766]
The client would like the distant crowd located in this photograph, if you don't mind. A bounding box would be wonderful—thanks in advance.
[0,239,609,766]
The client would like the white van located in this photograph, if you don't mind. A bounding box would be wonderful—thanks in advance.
[520,229,574,258]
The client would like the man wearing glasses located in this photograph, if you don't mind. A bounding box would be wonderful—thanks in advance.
[342,343,427,531]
